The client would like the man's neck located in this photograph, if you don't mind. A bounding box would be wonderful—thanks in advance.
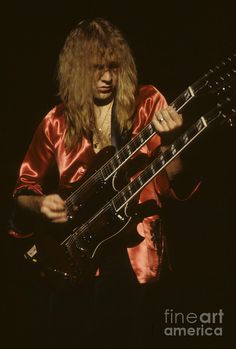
[93,94,114,107]
[94,100,113,118]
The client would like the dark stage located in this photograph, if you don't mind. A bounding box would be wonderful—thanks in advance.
[1,1,235,347]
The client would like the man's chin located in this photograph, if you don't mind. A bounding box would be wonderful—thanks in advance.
[94,92,114,105]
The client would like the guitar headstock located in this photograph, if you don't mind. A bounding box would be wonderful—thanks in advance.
[221,105,236,127]
[205,95,236,128]
[192,53,236,96]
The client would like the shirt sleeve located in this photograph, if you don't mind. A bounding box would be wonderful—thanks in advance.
[13,113,55,197]
[10,112,57,236]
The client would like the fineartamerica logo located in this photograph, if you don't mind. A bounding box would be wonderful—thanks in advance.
[163,309,224,336]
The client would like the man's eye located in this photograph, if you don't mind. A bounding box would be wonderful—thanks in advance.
[94,64,104,71]
[109,63,119,70]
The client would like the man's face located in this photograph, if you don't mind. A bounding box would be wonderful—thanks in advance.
[93,62,119,102]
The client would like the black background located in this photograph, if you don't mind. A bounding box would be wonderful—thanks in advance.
[1,1,235,346]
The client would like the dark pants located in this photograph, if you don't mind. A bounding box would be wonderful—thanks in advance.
[45,271,174,347]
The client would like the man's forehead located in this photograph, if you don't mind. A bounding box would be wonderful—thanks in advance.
[90,49,120,65]
[91,59,119,67]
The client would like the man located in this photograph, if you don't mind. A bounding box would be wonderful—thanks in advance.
[11,18,196,345]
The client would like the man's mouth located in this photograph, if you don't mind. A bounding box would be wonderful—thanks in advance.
[98,86,112,92]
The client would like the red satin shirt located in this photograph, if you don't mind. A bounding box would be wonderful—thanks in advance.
[13,85,184,283]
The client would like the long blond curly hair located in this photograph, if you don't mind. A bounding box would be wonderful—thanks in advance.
[57,18,138,148]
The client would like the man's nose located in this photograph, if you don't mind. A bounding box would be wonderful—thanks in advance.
[101,69,112,82]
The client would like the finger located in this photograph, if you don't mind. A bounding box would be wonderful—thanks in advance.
[154,111,170,131]
[153,111,167,131]
[167,107,183,126]
[40,206,67,220]
[48,202,66,212]
[43,202,65,212]
[160,110,176,130]
[49,194,66,206]
[52,194,65,204]
[52,216,68,223]
[157,108,183,131]
[44,196,66,212]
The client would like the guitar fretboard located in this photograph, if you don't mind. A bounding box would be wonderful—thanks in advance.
[94,86,198,180]
[112,116,207,212]
[65,55,234,206]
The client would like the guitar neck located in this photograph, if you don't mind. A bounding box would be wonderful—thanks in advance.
[69,98,234,255]
[91,69,216,180]
[65,86,197,206]
[66,54,234,205]
[97,85,197,181]
[112,115,209,212]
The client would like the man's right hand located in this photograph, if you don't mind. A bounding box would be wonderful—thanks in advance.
[39,194,68,223]
[16,194,68,223]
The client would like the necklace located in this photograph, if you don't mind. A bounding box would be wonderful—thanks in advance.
[93,102,113,153]
[96,103,112,130]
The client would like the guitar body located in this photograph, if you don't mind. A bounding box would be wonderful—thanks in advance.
[22,56,235,289]
[60,145,149,224]
[31,199,159,288]
[61,146,116,221]
[33,223,97,289]
[27,146,150,288]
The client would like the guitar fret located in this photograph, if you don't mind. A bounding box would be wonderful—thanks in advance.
[101,166,109,179]
[129,181,139,196]
[183,133,189,143]
[183,89,191,100]
[109,162,117,172]
[122,192,129,202]
[159,154,166,166]
[127,184,132,195]
[137,177,144,186]
[172,87,195,110]
[100,125,155,181]
[68,82,204,197]
[133,136,142,147]
[112,112,212,212]
[112,116,209,211]
[126,145,132,156]
[170,144,177,155]
[196,118,205,131]
[113,157,121,167]
[103,157,120,176]
[138,133,144,143]
[56,57,235,271]
[70,55,236,210]
[118,150,129,163]
[64,55,235,210]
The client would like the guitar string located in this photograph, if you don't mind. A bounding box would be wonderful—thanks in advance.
[64,80,232,215]
[64,123,155,209]
[66,116,234,266]
[66,118,208,244]
[66,203,111,249]
[65,59,235,210]
[113,121,206,208]
[64,57,235,254]
[66,129,192,247]
[64,84,204,211]
[64,93,189,211]
[65,60,235,211]
[66,102,231,245]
